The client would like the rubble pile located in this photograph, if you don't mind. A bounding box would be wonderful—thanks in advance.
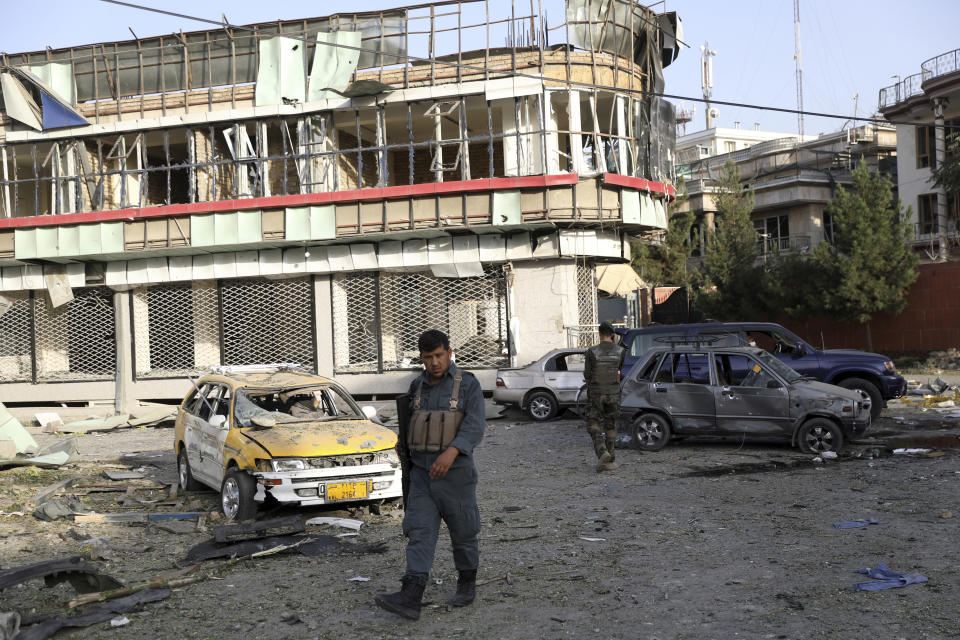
[922,348,960,371]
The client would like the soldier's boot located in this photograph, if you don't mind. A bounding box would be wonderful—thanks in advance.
[600,437,618,470]
[449,569,477,607]
[375,573,427,620]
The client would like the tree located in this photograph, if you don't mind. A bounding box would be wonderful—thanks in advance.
[809,159,918,350]
[630,178,696,289]
[931,133,960,196]
[696,160,772,319]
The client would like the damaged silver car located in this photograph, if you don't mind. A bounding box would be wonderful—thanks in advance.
[620,343,871,453]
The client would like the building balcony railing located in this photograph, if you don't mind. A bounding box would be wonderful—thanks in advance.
[878,73,924,110]
[910,220,960,242]
[922,48,960,84]
[758,234,812,255]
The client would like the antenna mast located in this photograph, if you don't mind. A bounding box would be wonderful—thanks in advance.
[794,0,804,137]
[701,42,717,129]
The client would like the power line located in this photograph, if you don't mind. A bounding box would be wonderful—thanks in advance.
[95,0,953,130]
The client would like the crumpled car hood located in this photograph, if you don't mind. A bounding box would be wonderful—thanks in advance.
[241,421,397,457]
[794,379,861,402]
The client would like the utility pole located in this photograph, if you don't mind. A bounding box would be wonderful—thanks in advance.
[701,42,717,129]
[794,0,804,137]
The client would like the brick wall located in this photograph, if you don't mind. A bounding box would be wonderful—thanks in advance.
[776,261,960,353]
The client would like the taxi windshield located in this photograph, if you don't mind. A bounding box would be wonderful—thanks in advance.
[234,385,362,427]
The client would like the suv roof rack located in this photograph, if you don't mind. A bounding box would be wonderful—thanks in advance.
[209,363,303,375]
[654,335,723,348]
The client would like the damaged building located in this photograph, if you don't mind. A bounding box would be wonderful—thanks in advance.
[0,0,680,403]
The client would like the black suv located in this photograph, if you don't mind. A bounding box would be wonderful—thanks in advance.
[620,342,872,453]
[616,322,906,419]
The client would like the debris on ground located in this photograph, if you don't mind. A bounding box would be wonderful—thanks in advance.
[56,406,176,434]
[215,515,305,542]
[0,611,19,640]
[16,588,170,640]
[852,562,927,591]
[185,534,388,563]
[0,403,79,468]
[304,516,364,531]
[834,518,880,529]
[0,556,123,594]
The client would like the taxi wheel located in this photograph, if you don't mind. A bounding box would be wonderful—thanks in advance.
[177,448,203,492]
[527,391,558,422]
[797,418,844,454]
[630,413,671,451]
[221,469,257,521]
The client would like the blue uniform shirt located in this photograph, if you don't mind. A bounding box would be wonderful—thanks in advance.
[407,362,486,470]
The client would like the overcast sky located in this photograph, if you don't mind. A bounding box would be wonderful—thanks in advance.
[2,0,957,135]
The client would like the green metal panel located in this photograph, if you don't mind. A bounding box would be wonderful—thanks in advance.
[36,227,59,258]
[58,226,80,257]
[308,31,362,101]
[191,214,215,247]
[310,205,336,240]
[255,36,307,106]
[237,210,262,244]
[78,224,102,255]
[639,194,658,228]
[492,190,522,226]
[214,212,238,245]
[100,222,124,253]
[13,229,37,260]
[285,207,311,241]
[621,188,641,224]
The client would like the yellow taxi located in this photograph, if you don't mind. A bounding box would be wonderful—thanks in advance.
[173,366,402,520]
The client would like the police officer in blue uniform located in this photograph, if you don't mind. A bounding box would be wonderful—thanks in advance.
[375,329,486,620]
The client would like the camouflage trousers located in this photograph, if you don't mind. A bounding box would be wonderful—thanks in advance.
[586,391,619,459]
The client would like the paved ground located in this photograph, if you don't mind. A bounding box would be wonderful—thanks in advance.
[2,393,959,640]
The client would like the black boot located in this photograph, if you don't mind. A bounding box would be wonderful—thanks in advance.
[449,569,477,607]
[375,574,427,620]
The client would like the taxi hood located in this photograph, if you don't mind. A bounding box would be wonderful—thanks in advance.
[241,420,397,457]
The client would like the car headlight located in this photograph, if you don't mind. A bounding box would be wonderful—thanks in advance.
[272,458,307,472]
[373,449,400,465]
[884,360,895,372]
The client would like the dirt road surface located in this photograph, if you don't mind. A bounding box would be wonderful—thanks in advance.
[2,403,958,639]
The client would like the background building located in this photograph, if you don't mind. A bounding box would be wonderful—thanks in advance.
[879,47,960,262]
[0,0,681,405]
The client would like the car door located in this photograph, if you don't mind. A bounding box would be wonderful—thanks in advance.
[543,352,586,404]
[198,384,232,482]
[184,383,230,483]
[648,352,716,433]
[713,352,791,435]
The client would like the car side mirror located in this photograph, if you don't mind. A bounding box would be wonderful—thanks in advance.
[361,405,378,420]
[794,342,806,357]
[209,414,227,428]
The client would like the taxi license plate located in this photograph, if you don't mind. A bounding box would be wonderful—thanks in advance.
[326,481,368,501]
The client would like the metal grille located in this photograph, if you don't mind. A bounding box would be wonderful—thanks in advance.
[380,267,508,370]
[575,262,599,347]
[34,287,116,381]
[332,267,509,373]
[0,292,32,382]
[221,278,315,370]
[133,277,316,378]
[133,282,220,378]
[331,273,380,373]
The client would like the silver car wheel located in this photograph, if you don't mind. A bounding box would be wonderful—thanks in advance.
[178,456,189,489]
[637,417,664,445]
[221,476,240,520]
[802,425,835,452]
[529,397,552,420]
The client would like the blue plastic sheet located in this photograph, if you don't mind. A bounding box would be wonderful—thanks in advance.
[852,562,927,591]
[834,517,881,529]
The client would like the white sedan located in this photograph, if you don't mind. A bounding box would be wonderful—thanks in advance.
[493,349,586,421]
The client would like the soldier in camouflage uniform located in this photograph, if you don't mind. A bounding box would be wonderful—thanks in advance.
[583,322,626,472]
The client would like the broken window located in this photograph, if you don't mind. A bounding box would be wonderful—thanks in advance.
[234,385,361,427]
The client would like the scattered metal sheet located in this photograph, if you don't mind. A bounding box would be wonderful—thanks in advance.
[304,516,363,531]
[102,471,145,481]
[30,478,78,507]
[59,415,131,434]
[15,588,170,640]
[309,31,362,100]
[0,436,79,469]
[33,497,91,522]
[0,556,123,595]
[215,515,305,543]
[185,533,387,563]
[0,611,19,640]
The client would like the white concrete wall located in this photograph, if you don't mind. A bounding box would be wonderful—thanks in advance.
[896,123,935,229]
[507,259,580,366]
